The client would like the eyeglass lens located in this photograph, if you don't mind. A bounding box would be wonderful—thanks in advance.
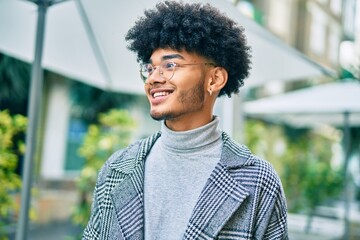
[140,61,176,82]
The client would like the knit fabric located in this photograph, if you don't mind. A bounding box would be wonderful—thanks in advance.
[144,117,222,240]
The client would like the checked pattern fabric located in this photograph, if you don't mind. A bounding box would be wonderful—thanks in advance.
[83,132,288,240]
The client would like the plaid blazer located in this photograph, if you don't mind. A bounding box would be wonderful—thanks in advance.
[83,131,288,240]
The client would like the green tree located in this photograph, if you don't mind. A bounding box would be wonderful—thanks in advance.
[70,109,135,239]
[0,110,27,240]
[69,81,139,123]
[0,54,30,115]
[245,119,344,224]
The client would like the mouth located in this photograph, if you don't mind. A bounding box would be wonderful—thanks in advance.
[148,88,174,105]
[150,89,174,99]
[153,91,172,98]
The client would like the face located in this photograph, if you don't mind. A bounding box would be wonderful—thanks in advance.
[144,48,214,131]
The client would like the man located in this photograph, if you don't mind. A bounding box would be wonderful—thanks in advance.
[83,1,288,239]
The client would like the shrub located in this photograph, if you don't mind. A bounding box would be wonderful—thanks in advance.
[0,110,26,240]
[70,109,135,238]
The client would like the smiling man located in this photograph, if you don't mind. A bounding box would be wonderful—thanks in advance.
[83,1,288,240]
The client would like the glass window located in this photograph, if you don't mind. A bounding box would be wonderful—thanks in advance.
[330,0,342,16]
[343,0,356,39]
[268,0,291,39]
[65,118,87,171]
[328,29,340,64]
[308,2,327,56]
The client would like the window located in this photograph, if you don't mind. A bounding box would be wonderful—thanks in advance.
[328,27,340,64]
[65,118,87,172]
[330,0,342,16]
[268,0,291,39]
[308,2,327,56]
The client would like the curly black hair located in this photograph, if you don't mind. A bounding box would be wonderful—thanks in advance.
[125,1,252,97]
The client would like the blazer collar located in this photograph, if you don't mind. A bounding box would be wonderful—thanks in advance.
[109,131,253,172]
[184,134,252,238]
[109,132,160,239]
[220,131,255,168]
[109,131,161,173]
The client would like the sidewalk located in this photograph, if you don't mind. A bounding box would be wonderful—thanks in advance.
[7,220,82,240]
[288,213,344,240]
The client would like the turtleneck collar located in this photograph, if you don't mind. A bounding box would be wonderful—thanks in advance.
[160,116,221,153]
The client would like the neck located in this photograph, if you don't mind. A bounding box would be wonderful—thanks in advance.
[165,112,213,131]
[160,116,221,152]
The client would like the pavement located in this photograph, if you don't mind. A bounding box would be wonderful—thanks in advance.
[7,220,82,240]
[288,213,344,240]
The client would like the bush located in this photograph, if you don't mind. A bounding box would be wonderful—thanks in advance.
[245,119,344,213]
[70,109,135,238]
[0,110,26,240]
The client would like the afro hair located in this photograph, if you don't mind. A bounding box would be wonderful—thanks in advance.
[125,1,252,97]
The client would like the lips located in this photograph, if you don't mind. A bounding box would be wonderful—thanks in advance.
[153,91,171,98]
[149,88,174,104]
[150,88,174,98]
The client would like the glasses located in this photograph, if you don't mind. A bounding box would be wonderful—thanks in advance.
[139,60,216,82]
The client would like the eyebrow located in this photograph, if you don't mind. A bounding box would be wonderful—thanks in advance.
[149,53,185,63]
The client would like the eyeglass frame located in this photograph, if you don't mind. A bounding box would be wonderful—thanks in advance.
[139,60,216,82]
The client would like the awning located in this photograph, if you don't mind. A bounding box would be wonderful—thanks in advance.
[0,0,334,94]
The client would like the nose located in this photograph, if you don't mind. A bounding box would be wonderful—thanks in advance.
[146,66,166,84]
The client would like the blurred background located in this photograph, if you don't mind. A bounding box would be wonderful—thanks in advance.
[0,0,359,239]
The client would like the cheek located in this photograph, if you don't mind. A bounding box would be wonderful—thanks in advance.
[178,79,205,104]
[144,84,148,93]
[175,70,205,88]
[144,85,151,98]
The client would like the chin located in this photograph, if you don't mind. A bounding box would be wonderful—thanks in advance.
[150,111,165,121]
[150,114,165,121]
[150,111,175,121]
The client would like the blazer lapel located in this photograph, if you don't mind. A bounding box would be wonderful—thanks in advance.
[184,132,252,239]
[109,132,161,240]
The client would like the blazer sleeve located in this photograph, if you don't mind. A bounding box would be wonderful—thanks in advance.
[254,168,289,240]
[82,160,112,240]
[82,141,144,240]
[250,160,288,240]
[263,185,288,240]
[83,185,102,239]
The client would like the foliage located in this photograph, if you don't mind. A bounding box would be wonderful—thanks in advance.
[69,81,140,123]
[0,110,26,239]
[70,109,135,238]
[244,119,344,213]
[280,135,343,212]
[0,54,30,115]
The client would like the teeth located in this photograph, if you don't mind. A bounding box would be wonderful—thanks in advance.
[153,91,171,98]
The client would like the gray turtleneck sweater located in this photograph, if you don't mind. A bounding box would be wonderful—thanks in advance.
[144,116,223,240]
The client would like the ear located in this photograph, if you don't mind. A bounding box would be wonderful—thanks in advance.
[207,67,228,95]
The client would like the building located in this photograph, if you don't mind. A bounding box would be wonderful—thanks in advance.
[235,0,358,94]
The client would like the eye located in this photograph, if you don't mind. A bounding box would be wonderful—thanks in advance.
[162,61,177,71]
[144,64,154,74]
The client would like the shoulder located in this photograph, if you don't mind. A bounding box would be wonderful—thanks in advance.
[95,131,161,185]
[250,155,283,193]
[221,132,283,191]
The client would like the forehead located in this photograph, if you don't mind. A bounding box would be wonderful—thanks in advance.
[149,48,205,63]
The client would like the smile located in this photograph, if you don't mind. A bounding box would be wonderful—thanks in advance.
[153,91,172,98]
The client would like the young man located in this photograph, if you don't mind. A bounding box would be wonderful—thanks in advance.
[83,1,288,239]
